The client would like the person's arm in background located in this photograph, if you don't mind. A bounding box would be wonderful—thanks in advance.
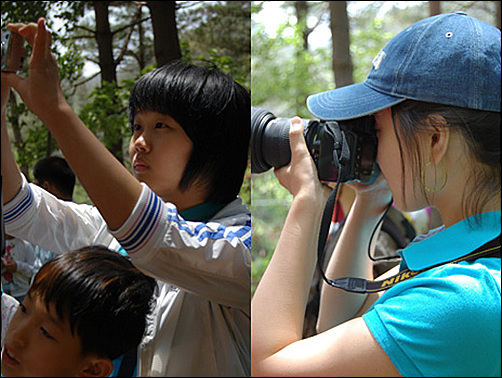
[9,240,37,281]
[3,19,141,231]
[317,178,393,331]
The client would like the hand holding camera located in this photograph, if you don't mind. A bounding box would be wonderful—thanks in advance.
[251,107,380,185]
[273,117,327,200]
[1,30,25,74]
[2,18,64,124]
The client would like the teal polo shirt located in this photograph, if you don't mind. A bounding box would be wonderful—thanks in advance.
[363,211,501,377]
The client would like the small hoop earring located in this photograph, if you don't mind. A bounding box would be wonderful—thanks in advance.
[420,161,447,193]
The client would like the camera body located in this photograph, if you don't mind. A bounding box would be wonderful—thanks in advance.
[251,107,380,184]
[1,30,26,73]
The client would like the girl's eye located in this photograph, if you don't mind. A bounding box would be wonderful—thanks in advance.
[132,124,142,132]
[19,303,27,313]
[155,122,170,129]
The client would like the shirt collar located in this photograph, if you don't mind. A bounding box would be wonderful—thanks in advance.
[400,210,501,271]
[180,202,226,222]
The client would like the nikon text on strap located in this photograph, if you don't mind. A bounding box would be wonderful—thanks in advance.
[315,129,500,294]
[318,223,501,294]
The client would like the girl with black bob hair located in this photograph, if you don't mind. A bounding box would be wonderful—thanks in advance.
[128,61,250,205]
[2,18,252,377]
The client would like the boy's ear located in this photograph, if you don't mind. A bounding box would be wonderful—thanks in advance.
[77,356,114,377]
[41,181,58,197]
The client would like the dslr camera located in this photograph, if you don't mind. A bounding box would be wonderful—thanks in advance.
[251,107,380,184]
[1,30,26,73]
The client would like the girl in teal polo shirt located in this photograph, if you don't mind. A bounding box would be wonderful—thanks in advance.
[251,12,500,377]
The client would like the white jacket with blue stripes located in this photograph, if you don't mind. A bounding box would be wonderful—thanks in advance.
[4,174,251,377]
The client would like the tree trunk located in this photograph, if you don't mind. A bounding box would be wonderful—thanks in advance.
[8,94,29,178]
[92,1,123,163]
[429,1,441,16]
[496,0,501,30]
[93,1,117,84]
[137,5,147,71]
[147,1,182,66]
[329,1,353,88]
[295,1,311,51]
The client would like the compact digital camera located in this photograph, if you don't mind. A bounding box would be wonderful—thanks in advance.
[1,30,26,73]
[251,107,380,184]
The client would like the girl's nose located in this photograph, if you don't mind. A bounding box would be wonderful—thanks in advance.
[134,133,150,153]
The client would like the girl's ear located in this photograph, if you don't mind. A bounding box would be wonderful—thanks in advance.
[77,356,114,377]
[425,114,449,164]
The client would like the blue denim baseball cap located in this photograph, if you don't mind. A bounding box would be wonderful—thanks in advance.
[307,12,501,120]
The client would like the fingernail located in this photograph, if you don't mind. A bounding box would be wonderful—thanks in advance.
[291,117,302,127]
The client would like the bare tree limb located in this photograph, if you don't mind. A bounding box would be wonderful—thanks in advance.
[114,4,145,65]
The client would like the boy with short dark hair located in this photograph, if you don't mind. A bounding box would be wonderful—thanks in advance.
[1,246,156,377]
[32,156,75,202]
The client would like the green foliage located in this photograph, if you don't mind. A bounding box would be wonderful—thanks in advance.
[2,1,86,180]
[350,17,394,83]
[6,103,41,172]
[57,40,85,85]
[1,1,50,26]
[3,1,252,206]
[79,80,131,162]
[251,170,292,294]
[250,2,331,294]
[250,0,501,296]
[184,48,249,89]
[178,1,251,89]
[72,179,92,205]
[240,166,252,207]
[251,8,332,117]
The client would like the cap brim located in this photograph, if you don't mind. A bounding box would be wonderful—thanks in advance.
[307,82,406,121]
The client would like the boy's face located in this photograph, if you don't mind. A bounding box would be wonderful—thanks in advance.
[1,293,108,377]
[129,111,201,210]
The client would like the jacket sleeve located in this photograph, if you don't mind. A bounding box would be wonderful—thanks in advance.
[110,183,251,310]
[4,174,116,254]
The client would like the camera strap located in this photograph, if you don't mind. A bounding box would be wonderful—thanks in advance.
[316,186,501,294]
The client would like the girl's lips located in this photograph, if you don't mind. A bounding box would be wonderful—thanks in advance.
[2,345,20,367]
[133,162,148,172]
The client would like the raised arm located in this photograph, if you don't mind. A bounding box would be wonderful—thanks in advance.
[251,119,399,377]
[251,117,328,371]
[316,177,393,331]
[1,79,23,204]
[3,19,141,230]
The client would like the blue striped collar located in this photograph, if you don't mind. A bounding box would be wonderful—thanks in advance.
[399,210,501,271]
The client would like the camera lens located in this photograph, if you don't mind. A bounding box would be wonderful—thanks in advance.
[251,107,294,174]
[251,107,380,184]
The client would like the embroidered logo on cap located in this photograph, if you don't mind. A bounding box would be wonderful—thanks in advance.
[372,50,386,71]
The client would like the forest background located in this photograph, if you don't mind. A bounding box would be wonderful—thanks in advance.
[1,0,251,204]
[1,1,500,295]
[251,0,500,295]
